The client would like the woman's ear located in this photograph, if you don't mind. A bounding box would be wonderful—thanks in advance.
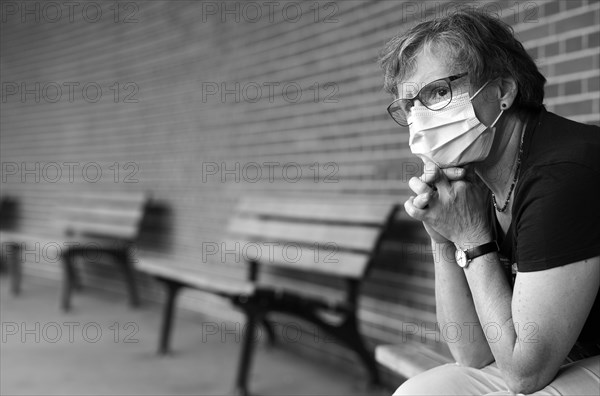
[498,76,518,110]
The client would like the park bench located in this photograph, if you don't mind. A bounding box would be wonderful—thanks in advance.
[137,195,399,396]
[0,191,148,310]
[374,218,454,382]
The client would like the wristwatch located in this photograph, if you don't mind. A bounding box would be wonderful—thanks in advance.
[454,241,499,268]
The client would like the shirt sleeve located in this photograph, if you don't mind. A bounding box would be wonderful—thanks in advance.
[513,162,600,272]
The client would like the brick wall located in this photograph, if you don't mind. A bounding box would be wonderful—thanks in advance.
[1,0,599,385]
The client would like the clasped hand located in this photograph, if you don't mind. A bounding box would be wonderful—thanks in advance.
[404,162,492,248]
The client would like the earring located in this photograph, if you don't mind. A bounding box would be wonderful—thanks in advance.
[501,103,507,109]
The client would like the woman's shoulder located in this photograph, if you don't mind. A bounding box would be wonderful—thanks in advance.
[522,109,600,175]
[514,110,600,217]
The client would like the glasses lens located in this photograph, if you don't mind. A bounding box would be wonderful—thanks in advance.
[388,99,410,126]
[420,79,452,110]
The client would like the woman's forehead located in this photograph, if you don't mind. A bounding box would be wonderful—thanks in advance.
[396,49,453,98]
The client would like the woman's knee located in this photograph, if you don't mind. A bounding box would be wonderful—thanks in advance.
[393,362,509,396]
[393,363,482,396]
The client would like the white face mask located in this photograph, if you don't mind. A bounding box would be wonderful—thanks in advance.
[407,81,503,168]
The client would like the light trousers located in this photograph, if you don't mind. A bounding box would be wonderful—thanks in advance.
[393,356,599,396]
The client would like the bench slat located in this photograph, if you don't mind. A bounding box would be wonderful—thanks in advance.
[238,197,395,225]
[63,221,139,240]
[57,206,144,221]
[0,231,64,245]
[136,258,255,296]
[61,191,147,204]
[229,238,369,278]
[228,217,379,252]
[55,192,147,240]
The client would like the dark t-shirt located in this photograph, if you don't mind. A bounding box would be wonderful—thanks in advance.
[492,108,600,360]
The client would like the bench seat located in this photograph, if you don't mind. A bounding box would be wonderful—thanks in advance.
[136,257,255,296]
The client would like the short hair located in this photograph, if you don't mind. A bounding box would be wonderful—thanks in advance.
[379,9,546,112]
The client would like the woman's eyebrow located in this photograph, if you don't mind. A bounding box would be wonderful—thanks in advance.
[398,81,422,99]
[398,74,445,99]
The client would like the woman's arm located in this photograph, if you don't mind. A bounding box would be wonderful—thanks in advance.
[431,239,494,367]
[463,249,599,394]
[407,166,494,366]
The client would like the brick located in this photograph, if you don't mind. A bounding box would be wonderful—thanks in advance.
[565,80,582,95]
[554,55,595,75]
[543,1,560,17]
[545,83,559,98]
[566,36,583,52]
[527,46,539,59]
[545,42,560,57]
[517,23,550,42]
[566,0,583,10]
[588,76,600,92]
[554,100,593,116]
[588,32,600,48]
[556,12,596,33]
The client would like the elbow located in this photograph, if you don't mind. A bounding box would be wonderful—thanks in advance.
[503,371,551,395]
[505,375,539,395]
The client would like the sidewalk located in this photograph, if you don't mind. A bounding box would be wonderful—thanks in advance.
[0,276,389,395]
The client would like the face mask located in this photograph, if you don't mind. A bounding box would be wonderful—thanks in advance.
[407,81,503,167]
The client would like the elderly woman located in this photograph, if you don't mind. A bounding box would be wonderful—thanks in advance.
[379,9,599,396]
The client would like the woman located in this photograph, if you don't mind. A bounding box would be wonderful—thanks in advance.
[379,9,599,396]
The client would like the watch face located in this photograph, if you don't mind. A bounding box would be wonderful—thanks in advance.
[455,249,468,268]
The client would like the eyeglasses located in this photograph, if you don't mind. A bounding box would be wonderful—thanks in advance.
[386,72,469,127]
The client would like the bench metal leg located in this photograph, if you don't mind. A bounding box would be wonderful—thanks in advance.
[61,251,76,312]
[70,255,83,291]
[4,242,22,296]
[342,316,380,386]
[118,250,140,308]
[158,280,181,355]
[261,317,276,346]
[253,290,380,387]
[233,309,260,396]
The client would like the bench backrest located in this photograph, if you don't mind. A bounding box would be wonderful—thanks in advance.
[56,191,148,242]
[227,196,398,279]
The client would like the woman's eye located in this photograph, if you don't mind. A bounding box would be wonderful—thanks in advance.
[432,87,449,99]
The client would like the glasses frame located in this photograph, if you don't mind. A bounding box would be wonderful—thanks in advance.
[386,72,469,127]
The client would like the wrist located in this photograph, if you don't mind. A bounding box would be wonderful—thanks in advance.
[431,239,454,247]
[454,240,499,268]
[455,232,493,250]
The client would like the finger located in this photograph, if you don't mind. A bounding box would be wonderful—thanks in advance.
[461,164,479,182]
[408,176,433,195]
[404,196,427,221]
[442,167,466,181]
[413,192,432,209]
[420,161,441,186]
[433,165,452,191]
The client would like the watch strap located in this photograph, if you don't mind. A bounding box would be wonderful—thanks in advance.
[466,241,499,261]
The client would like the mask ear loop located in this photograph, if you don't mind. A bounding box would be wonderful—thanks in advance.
[469,80,492,100]
[489,109,504,129]
[469,79,504,129]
